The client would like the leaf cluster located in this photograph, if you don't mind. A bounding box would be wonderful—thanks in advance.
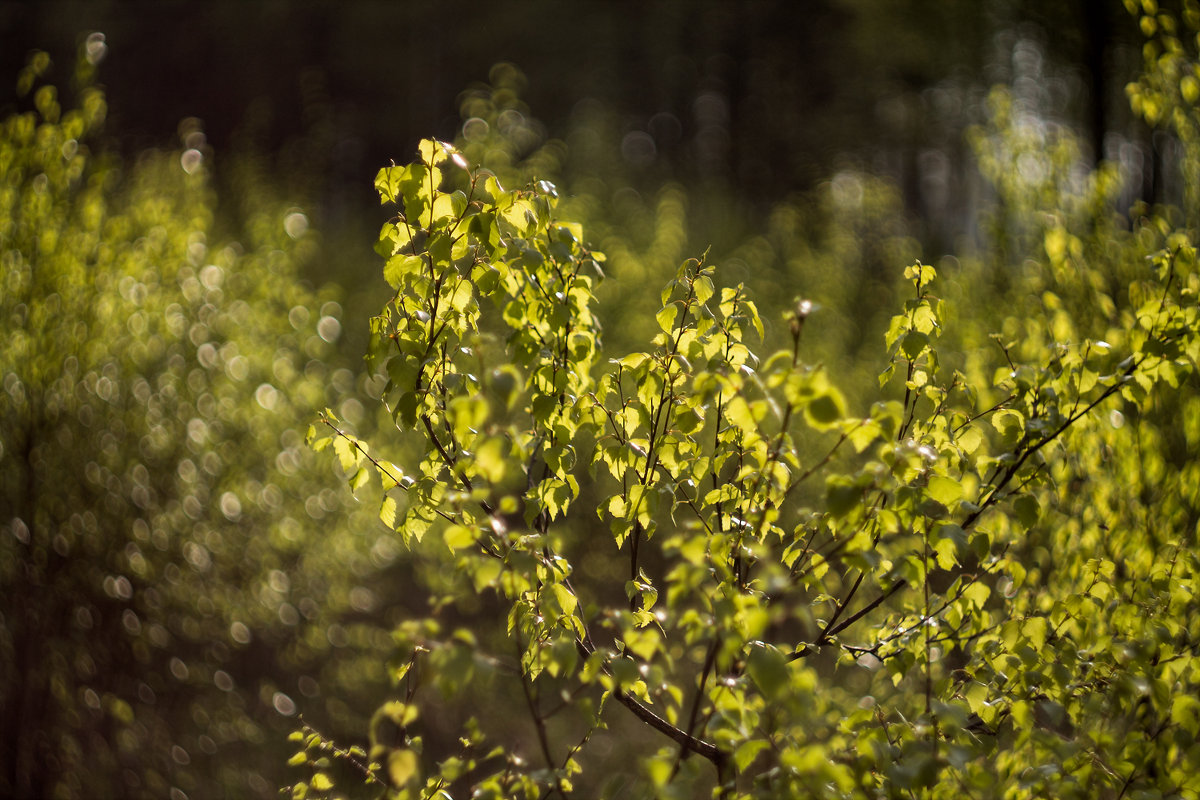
[303,119,1200,798]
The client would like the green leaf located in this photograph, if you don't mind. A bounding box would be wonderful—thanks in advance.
[622,628,660,661]
[333,436,360,474]
[472,559,502,592]
[617,352,650,370]
[962,581,990,609]
[845,419,882,452]
[725,395,760,438]
[826,475,862,518]
[550,583,577,617]
[933,535,958,569]
[607,494,627,519]
[1171,694,1200,732]
[474,437,510,484]
[734,740,769,773]
[387,749,419,787]
[444,525,476,551]
[626,484,656,527]
[746,642,789,699]
[656,303,679,334]
[903,261,936,286]
[374,166,403,203]
[956,426,983,454]
[926,475,961,506]
[804,388,845,430]
[379,495,397,528]
[901,330,928,360]
[1014,494,1040,527]
[384,254,424,289]
[743,297,765,340]
[417,137,449,166]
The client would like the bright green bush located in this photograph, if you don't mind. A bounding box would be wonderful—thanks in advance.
[292,111,1197,798]
[290,6,1200,797]
[0,53,391,799]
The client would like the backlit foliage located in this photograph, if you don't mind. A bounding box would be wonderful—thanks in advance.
[297,113,1198,798]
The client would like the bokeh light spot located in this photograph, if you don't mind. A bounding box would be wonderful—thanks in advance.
[85,32,107,65]
[272,692,297,716]
[317,316,341,343]
[180,149,203,175]
[230,621,251,644]
[284,211,309,239]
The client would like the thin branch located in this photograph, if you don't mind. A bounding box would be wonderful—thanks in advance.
[321,419,457,524]
[612,687,725,766]
[671,636,721,778]
[516,636,557,774]
[788,579,909,662]
[781,425,854,502]
[569,613,726,769]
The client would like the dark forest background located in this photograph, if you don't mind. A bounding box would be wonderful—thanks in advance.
[0,0,1157,286]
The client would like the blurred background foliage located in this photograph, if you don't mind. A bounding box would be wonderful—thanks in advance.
[2,0,1199,798]
[0,45,406,800]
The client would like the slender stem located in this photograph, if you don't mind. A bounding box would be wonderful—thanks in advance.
[321,419,459,524]
[788,580,908,661]
[516,637,557,773]
[570,628,726,769]
[670,637,720,778]
[922,522,940,759]
[612,687,725,765]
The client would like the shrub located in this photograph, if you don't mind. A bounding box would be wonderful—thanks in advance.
[295,125,1199,797]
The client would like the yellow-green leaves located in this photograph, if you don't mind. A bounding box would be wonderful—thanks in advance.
[374,164,404,205]
[443,524,476,551]
[745,642,791,699]
[783,368,846,431]
[925,475,963,507]
[379,494,398,528]
[332,430,367,477]
[383,253,423,289]
[387,750,419,787]
[656,303,680,334]
[320,91,1200,799]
